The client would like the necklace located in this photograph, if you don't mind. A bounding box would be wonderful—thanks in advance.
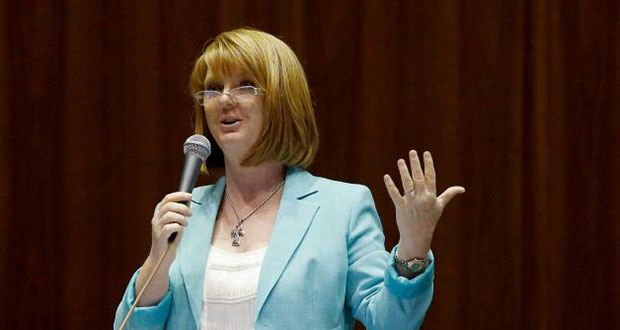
[225,180,285,247]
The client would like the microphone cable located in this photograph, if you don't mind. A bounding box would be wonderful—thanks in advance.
[118,241,174,330]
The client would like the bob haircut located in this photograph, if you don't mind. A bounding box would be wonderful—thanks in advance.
[189,28,319,170]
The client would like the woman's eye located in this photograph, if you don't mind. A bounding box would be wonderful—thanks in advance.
[239,80,256,87]
[206,85,223,92]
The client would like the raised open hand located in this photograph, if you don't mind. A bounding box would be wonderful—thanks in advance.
[383,150,465,259]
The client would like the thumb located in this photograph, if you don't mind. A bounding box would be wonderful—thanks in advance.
[437,186,465,208]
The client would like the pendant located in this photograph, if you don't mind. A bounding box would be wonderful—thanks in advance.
[231,223,245,247]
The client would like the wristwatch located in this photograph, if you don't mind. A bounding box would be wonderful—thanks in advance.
[394,248,431,274]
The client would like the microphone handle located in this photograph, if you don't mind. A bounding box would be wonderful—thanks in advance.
[179,154,203,192]
[168,154,203,244]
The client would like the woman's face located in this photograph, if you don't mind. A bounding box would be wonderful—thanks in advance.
[202,68,265,162]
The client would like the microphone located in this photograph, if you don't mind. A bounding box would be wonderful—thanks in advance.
[169,134,211,243]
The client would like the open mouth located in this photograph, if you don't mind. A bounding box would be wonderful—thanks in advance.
[221,118,240,126]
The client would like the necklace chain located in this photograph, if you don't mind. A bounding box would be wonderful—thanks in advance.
[225,180,284,247]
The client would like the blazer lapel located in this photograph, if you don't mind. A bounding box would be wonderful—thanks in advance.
[254,167,320,322]
[179,177,225,329]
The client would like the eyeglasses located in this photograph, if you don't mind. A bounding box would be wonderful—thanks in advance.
[194,86,264,106]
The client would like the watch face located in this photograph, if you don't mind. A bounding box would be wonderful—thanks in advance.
[396,253,430,272]
[395,249,431,273]
[409,261,426,272]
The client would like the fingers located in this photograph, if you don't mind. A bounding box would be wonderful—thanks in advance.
[397,159,414,195]
[154,204,192,231]
[154,204,190,244]
[409,150,425,193]
[160,223,184,240]
[153,192,194,232]
[156,201,193,218]
[423,151,436,195]
[161,192,192,205]
[390,150,461,205]
[159,211,190,227]
[437,186,466,208]
[383,174,403,204]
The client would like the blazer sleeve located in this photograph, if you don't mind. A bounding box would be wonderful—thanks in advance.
[345,186,434,330]
[113,269,173,330]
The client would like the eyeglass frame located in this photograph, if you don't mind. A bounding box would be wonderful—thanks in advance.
[194,86,265,106]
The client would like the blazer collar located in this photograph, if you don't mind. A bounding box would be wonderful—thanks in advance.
[254,166,320,321]
[178,166,320,328]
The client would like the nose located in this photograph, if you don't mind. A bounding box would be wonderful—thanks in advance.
[219,91,237,109]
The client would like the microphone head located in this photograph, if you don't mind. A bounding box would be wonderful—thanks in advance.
[183,134,211,161]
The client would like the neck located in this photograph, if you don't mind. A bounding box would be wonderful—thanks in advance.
[223,159,286,202]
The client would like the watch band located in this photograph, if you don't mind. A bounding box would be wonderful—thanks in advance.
[394,248,431,274]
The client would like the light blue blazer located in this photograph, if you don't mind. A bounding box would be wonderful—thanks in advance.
[114,167,434,330]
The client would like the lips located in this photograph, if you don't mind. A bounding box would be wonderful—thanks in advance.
[221,117,241,125]
[218,117,242,132]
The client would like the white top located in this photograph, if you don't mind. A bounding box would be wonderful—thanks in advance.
[199,245,268,330]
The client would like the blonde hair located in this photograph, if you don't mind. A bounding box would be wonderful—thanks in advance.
[189,28,319,169]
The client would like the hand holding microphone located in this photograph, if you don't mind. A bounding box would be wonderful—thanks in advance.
[149,192,193,262]
[148,134,211,260]
[119,134,210,330]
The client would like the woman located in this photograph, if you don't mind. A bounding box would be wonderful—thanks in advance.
[114,28,464,330]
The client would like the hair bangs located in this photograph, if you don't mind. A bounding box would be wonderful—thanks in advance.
[202,38,256,85]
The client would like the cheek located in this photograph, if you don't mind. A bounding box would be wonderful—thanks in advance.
[203,109,217,126]
[248,113,264,135]
[249,102,265,129]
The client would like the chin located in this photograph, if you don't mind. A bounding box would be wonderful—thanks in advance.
[216,133,257,154]
[216,132,245,145]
